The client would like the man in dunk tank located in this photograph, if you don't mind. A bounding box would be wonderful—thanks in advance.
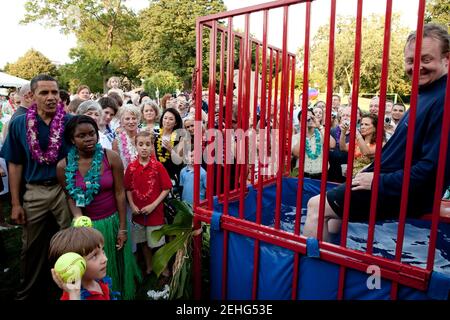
[304,23,450,241]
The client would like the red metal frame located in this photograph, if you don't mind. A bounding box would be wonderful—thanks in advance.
[367,0,393,256]
[194,0,449,301]
[391,0,427,300]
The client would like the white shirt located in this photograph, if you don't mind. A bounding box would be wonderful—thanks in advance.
[98,131,112,149]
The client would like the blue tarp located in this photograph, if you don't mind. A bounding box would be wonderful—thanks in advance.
[210,177,450,300]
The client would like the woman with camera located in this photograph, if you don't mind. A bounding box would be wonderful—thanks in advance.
[339,113,385,177]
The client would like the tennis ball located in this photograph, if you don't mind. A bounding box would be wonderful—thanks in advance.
[54,252,87,283]
[73,216,93,228]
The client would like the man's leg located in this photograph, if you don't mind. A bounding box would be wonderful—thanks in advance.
[49,185,71,230]
[303,194,341,241]
[16,184,53,300]
[328,219,342,234]
[47,185,71,300]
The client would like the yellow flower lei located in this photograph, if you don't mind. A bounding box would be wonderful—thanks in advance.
[156,128,177,163]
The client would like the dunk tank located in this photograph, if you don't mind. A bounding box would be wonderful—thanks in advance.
[191,0,450,300]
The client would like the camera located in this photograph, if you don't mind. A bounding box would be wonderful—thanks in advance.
[343,120,350,127]
[385,116,391,124]
[332,111,337,118]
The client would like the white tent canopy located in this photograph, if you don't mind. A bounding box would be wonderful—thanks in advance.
[0,72,29,88]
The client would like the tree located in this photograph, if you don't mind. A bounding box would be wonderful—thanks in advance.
[297,14,411,98]
[4,49,57,80]
[132,0,226,89]
[425,0,450,28]
[143,71,181,100]
[22,0,141,92]
[57,48,107,93]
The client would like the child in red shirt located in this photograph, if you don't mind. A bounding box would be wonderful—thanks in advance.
[49,227,118,300]
[124,131,172,275]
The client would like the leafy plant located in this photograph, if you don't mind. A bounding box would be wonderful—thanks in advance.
[290,167,299,178]
[151,199,193,277]
[150,199,212,299]
[151,199,197,299]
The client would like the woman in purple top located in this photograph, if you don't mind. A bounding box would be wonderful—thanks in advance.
[56,115,141,300]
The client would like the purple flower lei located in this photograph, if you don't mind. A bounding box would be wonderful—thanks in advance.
[26,102,66,164]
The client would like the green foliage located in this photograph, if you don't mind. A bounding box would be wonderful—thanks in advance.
[57,48,104,92]
[4,49,57,80]
[143,71,181,99]
[22,0,142,92]
[298,14,411,97]
[425,0,450,28]
[132,0,226,89]
[150,199,194,278]
[150,200,211,300]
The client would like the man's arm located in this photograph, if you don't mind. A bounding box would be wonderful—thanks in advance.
[8,162,26,224]
[380,99,445,197]
[353,95,446,193]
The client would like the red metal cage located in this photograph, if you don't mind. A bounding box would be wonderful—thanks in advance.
[192,0,450,300]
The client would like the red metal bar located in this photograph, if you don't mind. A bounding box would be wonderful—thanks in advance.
[391,0,426,300]
[252,239,260,300]
[221,17,236,300]
[198,0,312,23]
[295,0,311,237]
[239,14,251,220]
[427,64,450,271]
[216,31,226,197]
[275,7,289,231]
[281,56,292,177]
[273,51,280,130]
[269,50,280,181]
[286,56,296,175]
[235,38,245,190]
[338,0,364,301]
[367,0,392,254]
[194,206,430,291]
[207,21,218,210]
[317,0,336,241]
[251,43,260,186]
[286,58,300,300]
[257,10,268,229]
[252,10,269,300]
[292,1,311,300]
[203,20,296,57]
[267,49,274,179]
[193,19,204,300]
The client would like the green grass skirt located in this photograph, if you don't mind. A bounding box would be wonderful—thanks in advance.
[93,212,142,300]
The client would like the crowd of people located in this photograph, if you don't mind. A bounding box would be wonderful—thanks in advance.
[290,95,404,182]
[0,74,206,301]
[0,23,448,301]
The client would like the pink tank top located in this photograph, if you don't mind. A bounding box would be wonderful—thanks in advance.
[75,152,117,220]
